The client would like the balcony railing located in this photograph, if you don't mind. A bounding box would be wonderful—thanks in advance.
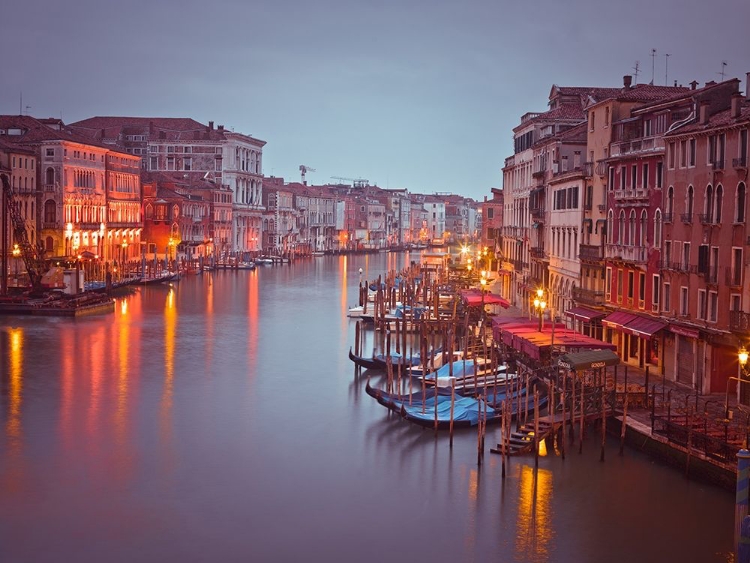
[659,261,697,274]
[598,204,607,212]
[703,266,719,284]
[733,156,748,169]
[530,206,545,220]
[712,159,725,170]
[726,267,743,287]
[582,162,593,178]
[530,247,547,259]
[663,213,673,224]
[579,244,603,261]
[595,161,609,177]
[532,169,545,178]
[510,259,528,271]
[698,213,713,225]
[680,213,693,224]
[44,183,57,193]
[572,286,605,306]
[610,136,664,157]
[42,222,57,230]
[730,311,750,333]
[605,244,647,263]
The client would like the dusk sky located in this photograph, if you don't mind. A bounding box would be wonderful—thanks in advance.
[2,0,749,200]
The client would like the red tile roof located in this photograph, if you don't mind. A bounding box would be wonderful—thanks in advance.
[665,102,750,136]
[69,116,228,142]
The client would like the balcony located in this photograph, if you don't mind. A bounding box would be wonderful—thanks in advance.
[598,204,607,212]
[572,286,605,306]
[530,206,545,220]
[702,266,719,285]
[595,161,609,177]
[680,213,693,224]
[579,244,603,261]
[582,162,594,177]
[659,261,697,274]
[698,213,713,225]
[730,311,750,333]
[712,159,725,171]
[726,267,743,287]
[42,222,57,230]
[610,136,665,157]
[733,156,748,169]
[510,259,528,272]
[532,169,545,179]
[44,183,57,193]
[530,247,547,259]
[605,244,647,264]
[663,213,673,224]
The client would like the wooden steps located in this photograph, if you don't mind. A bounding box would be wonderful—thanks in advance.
[491,420,553,456]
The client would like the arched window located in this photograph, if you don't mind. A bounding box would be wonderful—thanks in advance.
[145,203,153,219]
[715,184,723,223]
[45,167,55,185]
[687,185,694,217]
[628,210,636,246]
[654,209,662,247]
[666,186,674,216]
[640,210,648,246]
[618,210,625,245]
[607,210,613,244]
[738,183,747,223]
[705,184,714,222]
[45,237,54,252]
[44,199,56,224]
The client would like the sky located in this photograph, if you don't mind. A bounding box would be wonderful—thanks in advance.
[1,0,749,201]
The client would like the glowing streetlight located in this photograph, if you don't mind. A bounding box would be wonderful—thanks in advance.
[533,287,546,331]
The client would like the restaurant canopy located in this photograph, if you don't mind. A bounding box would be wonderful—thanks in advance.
[460,289,510,308]
[558,349,621,371]
[602,311,667,337]
[565,306,606,322]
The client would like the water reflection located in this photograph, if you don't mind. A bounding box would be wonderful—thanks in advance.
[160,286,176,469]
[515,465,553,562]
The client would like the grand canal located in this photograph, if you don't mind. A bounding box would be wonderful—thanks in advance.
[0,252,735,562]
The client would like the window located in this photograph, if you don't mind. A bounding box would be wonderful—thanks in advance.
[150,156,158,170]
[731,248,743,286]
[640,210,648,246]
[618,210,625,244]
[698,244,709,274]
[714,184,724,221]
[697,289,707,320]
[589,111,595,132]
[740,129,748,164]
[167,157,175,171]
[642,163,649,189]
[617,269,623,303]
[683,242,691,269]
[666,186,674,216]
[183,157,192,171]
[607,210,613,244]
[738,183,747,223]
[654,210,662,247]
[605,107,610,127]
[44,199,56,223]
[620,167,626,190]
[705,184,714,222]
[487,208,494,219]
[731,294,741,312]
[46,148,54,158]
[680,286,689,316]
[680,140,687,168]
[686,185,694,216]
[639,272,645,308]
[669,142,676,168]
[656,162,663,188]
[631,165,637,189]
[664,240,672,265]
[628,271,635,300]
[708,291,718,323]
[689,138,696,167]
[608,166,615,190]
[628,210,636,246]
[662,280,670,312]
[644,119,652,137]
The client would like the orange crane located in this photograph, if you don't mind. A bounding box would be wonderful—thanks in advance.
[299,165,316,184]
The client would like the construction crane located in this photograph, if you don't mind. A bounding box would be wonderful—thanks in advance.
[330,176,369,188]
[299,165,316,184]
[1,173,47,294]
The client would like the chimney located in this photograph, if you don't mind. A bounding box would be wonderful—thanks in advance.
[731,92,743,118]
[690,80,698,90]
[208,121,214,130]
[623,75,632,90]
[700,100,710,124]
[746,72,750,101]
[218,125,224,132]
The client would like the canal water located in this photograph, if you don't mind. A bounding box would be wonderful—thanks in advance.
[0,252,735,562]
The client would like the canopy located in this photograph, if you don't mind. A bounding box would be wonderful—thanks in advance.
[565,306,606,322]
[460,289,510,308]
[602,311,638,329]
[558,349,621,371]
[621,316,667,337]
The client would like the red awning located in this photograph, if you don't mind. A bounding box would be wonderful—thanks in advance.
[669,324,700,339]
[459,290,510,308]
[565,306,606,322]
[622,316,667,337]
[602,311,638,329]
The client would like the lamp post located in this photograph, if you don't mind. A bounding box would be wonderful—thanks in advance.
[533,287,547,332]
[480,272,488,321]
[12,243,20,286]
[725,347,750,421]
[121,241,128,278]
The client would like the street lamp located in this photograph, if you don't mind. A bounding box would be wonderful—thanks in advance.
[480,272,488,320]
[533,287,547,332]
[12,243,20,286]
[724,347,750,421]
